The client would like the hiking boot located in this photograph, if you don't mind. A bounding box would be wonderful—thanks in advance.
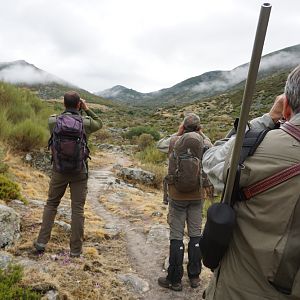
[70,252,82,258]
[189,277,200,288]
[29,241,45,258]
[158,277,182,291]
[33,241,45,254]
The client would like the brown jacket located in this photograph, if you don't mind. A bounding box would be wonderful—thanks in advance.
[206,113,300,300]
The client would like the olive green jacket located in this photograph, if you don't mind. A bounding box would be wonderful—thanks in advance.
[205,113,300,300]
[48,108,102,136]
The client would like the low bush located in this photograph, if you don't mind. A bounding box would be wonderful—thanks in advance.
[136,145,166,165]
[0,82,54,152]
[125,126,160,141]
[137,133,154,151]
[0,174,24,202]
[0,265,41,299]
[10,119,48,152]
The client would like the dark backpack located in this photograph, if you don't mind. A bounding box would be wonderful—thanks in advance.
[168,132,204,193]
[48,113,90,173]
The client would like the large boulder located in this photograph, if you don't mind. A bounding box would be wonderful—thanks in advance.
[0,204,20,248]
[118,167,155,186]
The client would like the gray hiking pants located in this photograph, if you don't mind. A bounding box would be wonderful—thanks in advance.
[37,171,88,255]
[168,199,203,240]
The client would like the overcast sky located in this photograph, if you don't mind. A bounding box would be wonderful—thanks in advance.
[0,0,299,93]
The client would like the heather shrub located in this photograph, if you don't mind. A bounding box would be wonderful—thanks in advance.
[0,174,24,202]
[125,126,160,141]
[0,265,41,299]
[137,133,154,150]
[10,119,48,151]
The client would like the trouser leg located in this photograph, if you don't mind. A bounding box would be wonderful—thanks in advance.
[37,172,68,245]
[69,174,88,255]
[167,239,185,284]
[187,201,203,278]
[187,236,202,278]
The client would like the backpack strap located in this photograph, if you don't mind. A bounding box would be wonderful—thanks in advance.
[238,129,271,164]
[230,128,272,203]
[242,122,300,200]
[281,122,300,141]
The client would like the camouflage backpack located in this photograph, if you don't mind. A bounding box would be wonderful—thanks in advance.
[48,113,90,173]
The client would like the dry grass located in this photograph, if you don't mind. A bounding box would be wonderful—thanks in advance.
[4,150,136,300]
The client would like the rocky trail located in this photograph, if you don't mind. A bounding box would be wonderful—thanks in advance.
[0,148,211,299]
[87,150,211,299]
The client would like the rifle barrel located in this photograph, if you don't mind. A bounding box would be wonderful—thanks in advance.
[222,3,272,204]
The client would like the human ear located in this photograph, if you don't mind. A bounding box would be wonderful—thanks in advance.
[283,96,292,120]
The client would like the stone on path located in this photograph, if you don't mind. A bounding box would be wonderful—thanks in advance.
[0,251,14,269]
[118,273,150,293]
[146,224,169,246]
[54,220,71,232]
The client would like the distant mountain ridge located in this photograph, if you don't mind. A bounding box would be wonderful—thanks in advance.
[97,44,300,106]
[0,60,111,105]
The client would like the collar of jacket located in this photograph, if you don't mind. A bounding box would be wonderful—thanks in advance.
[290,113,300,125]
[63,108,80,115]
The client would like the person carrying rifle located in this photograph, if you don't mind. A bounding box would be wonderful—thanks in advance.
[203,66,300,299]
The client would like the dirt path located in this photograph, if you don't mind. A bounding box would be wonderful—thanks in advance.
[88,151,211,299]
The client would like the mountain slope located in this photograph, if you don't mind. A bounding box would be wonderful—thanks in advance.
[97,44,300,106]
[0,60,113,105]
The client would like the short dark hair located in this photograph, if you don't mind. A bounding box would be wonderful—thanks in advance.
[64,91,80,109]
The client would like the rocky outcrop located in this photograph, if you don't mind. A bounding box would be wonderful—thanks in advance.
[0,204,20,248]
[118,167,156,186]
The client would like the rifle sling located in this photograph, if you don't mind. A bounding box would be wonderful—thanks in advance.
[242,122,300,200]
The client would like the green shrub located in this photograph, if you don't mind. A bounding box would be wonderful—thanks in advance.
[0,265,41,299]
[137,133,154,151]
[136,145,166,164]
[0,82,54,152]
[125,126,160,141]
[0,109,10,141]
[10,119,48,151]
[0,174,24,202]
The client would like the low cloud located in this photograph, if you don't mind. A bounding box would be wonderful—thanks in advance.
[0,64,65,85]
[191,50,300,93]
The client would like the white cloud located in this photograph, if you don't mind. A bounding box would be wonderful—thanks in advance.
[0,0,299,93]
[0,64,65,85]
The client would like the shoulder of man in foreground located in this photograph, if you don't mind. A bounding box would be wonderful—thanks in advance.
[202,111,280,192]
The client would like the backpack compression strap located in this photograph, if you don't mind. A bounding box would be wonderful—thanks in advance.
[242,122,300,200]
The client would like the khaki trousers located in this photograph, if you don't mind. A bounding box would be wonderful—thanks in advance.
[168,199,203,240]
[37,171,88,255]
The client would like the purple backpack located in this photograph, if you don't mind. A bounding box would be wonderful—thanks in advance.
[49,113,90,173]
